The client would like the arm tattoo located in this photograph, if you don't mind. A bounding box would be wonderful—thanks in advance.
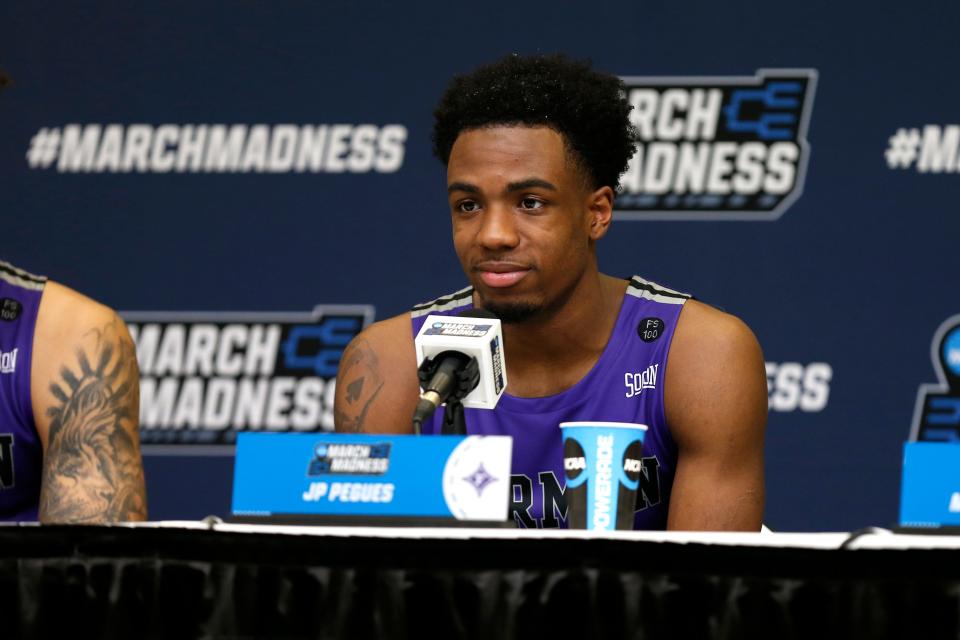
[334,338,384,433]
[39,317,147,523]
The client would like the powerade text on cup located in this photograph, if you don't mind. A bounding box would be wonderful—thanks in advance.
[561,422,648,530]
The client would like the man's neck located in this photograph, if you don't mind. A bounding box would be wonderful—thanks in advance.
[496,272,627,398]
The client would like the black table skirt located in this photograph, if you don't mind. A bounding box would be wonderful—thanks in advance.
[0,525,957,640]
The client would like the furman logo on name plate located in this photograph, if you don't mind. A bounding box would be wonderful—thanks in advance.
[442,437,512,520]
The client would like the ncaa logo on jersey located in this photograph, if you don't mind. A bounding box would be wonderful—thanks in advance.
[616,69,818,221]
[911,315,960,441]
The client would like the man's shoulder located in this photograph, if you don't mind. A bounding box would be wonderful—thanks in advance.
[673,299,757,350]
[33,281,135,406]
[347,288,476,366]
[665,299,765,430]
[358,312,414,344]
[31,280,140,450]
[346,311,419,373]
[335,311,419,434]
[36,281,120,341]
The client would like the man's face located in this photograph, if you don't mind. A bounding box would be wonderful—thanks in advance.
[446,125,607,323]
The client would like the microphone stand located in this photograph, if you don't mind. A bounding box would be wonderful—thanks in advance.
[441,400,467,436]
[414,352,479,435]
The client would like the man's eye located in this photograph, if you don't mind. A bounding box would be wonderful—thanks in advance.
[457,200,480,213]
[520,198,544,210]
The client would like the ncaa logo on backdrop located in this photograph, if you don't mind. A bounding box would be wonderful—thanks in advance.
[617,69,818,220]
[911,315,960,441]
[123,306,373,446]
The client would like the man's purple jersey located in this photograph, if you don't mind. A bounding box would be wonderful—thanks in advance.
[411,276,690,530]
[0,261,46,521]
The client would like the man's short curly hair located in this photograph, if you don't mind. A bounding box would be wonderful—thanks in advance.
[432,53,637,191]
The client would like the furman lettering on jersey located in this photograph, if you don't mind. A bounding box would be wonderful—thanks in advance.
[0,348,17,374]
[0,434,14,489]
[509,456,662,528]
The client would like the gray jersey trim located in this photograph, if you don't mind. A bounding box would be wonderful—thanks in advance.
[410,286,474,318]
[0,261,46,292]
[625,275,690,305]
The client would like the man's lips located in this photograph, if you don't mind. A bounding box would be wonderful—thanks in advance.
[475,262,531,288]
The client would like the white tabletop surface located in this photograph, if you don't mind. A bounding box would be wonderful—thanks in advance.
[101,520,959,551]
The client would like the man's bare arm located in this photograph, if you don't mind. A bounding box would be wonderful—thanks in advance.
[334,314,421,434]
[664,300,767,531]
[334,336,387,433]
[32,282,147,523]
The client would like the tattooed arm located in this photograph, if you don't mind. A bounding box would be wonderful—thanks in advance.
[31,282,147,523]
[334,314,421,434]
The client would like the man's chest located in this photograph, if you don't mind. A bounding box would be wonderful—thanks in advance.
[502,355,601,398]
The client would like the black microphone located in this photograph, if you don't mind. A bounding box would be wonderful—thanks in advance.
[412,308,500,434]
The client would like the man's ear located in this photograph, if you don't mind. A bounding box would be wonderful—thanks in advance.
[586,186,615,240]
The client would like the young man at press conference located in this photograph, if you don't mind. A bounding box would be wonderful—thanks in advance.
[334,54,767,531]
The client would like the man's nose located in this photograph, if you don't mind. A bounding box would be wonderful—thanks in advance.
[476,204,520,250]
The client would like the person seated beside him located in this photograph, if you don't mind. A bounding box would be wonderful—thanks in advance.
[0,259,147,522]
[334,54,767,531]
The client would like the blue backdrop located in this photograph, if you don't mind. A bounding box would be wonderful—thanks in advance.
[3,1,955,531]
